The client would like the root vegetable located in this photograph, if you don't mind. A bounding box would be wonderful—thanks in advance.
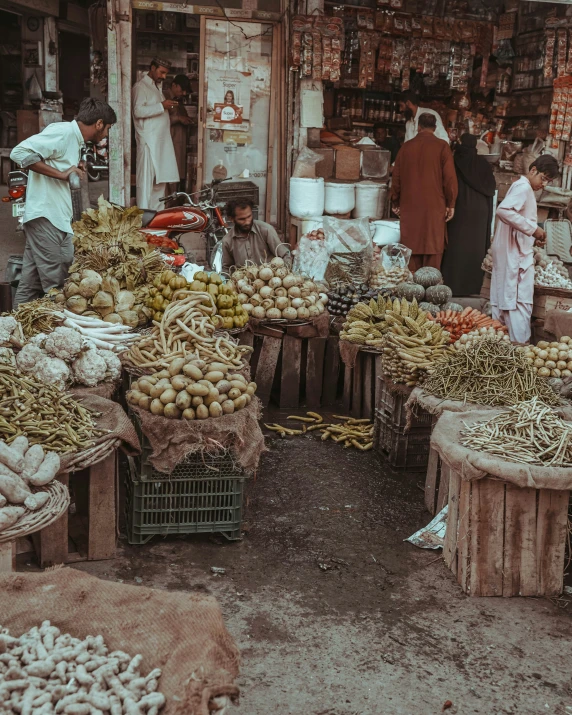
[0,468,31,503]
[0,506,25,531]
[24,492,51,511]
[27,452,60,488]
[0,442,24,473]
[21,445,44,482]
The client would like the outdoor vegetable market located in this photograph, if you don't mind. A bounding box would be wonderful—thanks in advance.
[4,0,572,712]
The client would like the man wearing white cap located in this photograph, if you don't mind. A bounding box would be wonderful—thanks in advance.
[132,58,180,209]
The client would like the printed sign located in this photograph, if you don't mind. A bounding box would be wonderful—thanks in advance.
[206,70,251,131]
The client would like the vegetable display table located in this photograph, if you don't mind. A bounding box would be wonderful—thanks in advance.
[33,451,118,567]
[432,410,571,597]
[239,319,340,409]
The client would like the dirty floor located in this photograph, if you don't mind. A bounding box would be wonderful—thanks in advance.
[47,424,572,715]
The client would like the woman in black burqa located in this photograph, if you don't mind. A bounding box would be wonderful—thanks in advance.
[441,133,496,296]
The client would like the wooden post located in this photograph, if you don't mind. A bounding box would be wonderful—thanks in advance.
[280,335,302,408]
[33,472,69,567]
[106,0,125,206]
[254,336,282,407]
[503,484,538,597]
[119,0,132,199]
[0,542,15,573]
[362,353,374,421]
[43,18,58,93]
[350,353,363,418]
[305,338,326,408]
[342,364,352,413]
[536,489,569,596]
[424,447,440,515]
[197,15,207,193]
[87,453,117,560]
[322,336,340,406]
[266,25,279,224]
[443,469,461,575]
[469,479,505,597]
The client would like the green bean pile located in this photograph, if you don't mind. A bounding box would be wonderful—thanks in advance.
[462,398,572,466]
[0,366,105,453]
[422,338,560,407]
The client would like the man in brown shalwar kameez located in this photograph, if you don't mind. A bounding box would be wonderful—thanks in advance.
[390,113,458,272]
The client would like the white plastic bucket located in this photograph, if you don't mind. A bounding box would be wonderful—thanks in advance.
[289,177,325,219]
[353,181,386,219]
[371,220,400,246]
[324,181,355,215]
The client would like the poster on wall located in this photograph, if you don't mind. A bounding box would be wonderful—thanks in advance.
[206,70,251,131]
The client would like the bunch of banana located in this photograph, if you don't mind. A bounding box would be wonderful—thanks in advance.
[380,298,453,386]
[339,294,391,347]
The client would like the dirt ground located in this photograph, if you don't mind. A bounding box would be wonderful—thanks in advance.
[48,421,572,715]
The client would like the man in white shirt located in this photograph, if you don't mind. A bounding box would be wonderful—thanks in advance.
[10,98,116,307]
[400,91,450,144]
[132,58,180,210]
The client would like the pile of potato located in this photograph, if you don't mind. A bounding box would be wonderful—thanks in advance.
[127,357,256,420]
[521,337,572,378]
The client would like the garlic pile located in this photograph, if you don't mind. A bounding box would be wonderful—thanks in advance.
[454,327,510,350]
[534,261,572,289]
[521,337,572,378]
[231,258,328,321]
[369,264,412,291]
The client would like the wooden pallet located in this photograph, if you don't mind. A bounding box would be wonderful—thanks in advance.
[32,452,117,568]
[239,328,342,409]
[443,471,570,597]
[342,350,383,421]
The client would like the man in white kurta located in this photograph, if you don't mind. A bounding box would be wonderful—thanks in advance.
[490,156,559,343]
[132,58,180,210]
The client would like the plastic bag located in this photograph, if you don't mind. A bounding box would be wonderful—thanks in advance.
[292,234,331,281]
[323,216,372,254]
[292,147,324,178]
[380,243,412,271]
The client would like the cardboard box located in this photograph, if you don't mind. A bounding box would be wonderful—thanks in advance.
[313,147,334,179]
[307,128,321,148]
[334,147,360,181]
[361,148,391,181]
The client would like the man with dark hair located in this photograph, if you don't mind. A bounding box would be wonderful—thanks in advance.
[221,199,290,274]
[399,90,449,143]
[374,124,400,163]
[164,74,193,191]
[491,154,559,343]
[132,58,179,209]
[391,112,458,272]
[10,97,116,306]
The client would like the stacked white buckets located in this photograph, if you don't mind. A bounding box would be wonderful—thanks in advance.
[289,177,387,221]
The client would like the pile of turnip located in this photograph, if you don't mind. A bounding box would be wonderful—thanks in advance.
[231,258,328,321]
[0,621,165,714]
[0,438,61,533]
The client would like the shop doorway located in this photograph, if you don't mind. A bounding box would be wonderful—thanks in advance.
[0,8,22,148]
[59,30,90,120]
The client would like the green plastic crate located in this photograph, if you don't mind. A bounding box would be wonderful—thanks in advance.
[126,456,246,544]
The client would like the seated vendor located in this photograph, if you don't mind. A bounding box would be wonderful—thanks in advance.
[221,199,290,274]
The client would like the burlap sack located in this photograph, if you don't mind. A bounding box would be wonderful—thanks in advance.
[406,387,496,418]
[59,395,141,473]
[431,409,572,490]
[70,381,118,401]
[132,397,266,474]
[0,568,239,715]
[544,309,572,341]
[248,311,329,339]
[339,340,360,368]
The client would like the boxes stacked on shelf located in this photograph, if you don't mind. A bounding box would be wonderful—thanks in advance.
[125,413,248,544]
[373,377,433,472]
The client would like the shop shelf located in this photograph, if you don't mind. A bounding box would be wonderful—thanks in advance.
[125,455,247,545]
[373,410,431,472]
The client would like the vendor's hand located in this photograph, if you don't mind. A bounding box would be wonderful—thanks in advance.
[392,205,400,217]
[162,99,178,111]
[61,165,85,181]
[445,207,455,222]
[533,226,546,246]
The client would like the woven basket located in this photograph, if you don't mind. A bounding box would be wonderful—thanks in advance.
[62,438,121,474]
[0,480,70,544]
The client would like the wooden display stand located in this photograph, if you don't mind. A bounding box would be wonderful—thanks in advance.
[533,286,572,320]
[239,326,342,409]
[443,469,570,597]
[342,350,383,421]
[424,447,449,516]
[33,453,117,567]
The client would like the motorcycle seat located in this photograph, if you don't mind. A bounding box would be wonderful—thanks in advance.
[141,209,157,227]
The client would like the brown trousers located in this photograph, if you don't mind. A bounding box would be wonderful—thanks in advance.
[409,253,443,273]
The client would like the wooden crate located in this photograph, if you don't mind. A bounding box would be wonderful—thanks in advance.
[240,328,342,409]
[342,350,383,421]
[533,290,572,320]
[443,471,570,597]
[32,452,117,568]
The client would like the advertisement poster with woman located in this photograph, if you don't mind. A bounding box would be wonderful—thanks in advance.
[207,70,251,131]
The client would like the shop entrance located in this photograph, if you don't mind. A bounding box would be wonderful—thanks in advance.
[0,8,22,148]
[58,30,90,120]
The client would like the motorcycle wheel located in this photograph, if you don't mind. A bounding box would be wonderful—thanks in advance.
[87,166,100,182]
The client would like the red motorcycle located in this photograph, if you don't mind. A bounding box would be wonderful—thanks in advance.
[140,178,231,270]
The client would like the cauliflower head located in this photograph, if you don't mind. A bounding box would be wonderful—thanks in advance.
[16,343,46,373]
[72,348,107,387]
[44,326,83,361]
[99,349,122,383]
[30,333,48,347]
[0,316,18,342]
[35,355,70,391]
